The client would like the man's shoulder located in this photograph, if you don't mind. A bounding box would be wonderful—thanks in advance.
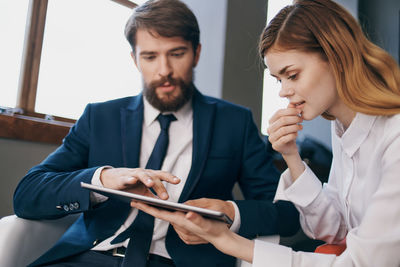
[79,95,142,120]
[91,95,139,108]
[86,95,143,114]
[200,93,250,113]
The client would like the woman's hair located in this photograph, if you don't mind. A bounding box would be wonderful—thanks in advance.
[259,0,400,119]
[125,0,200,55]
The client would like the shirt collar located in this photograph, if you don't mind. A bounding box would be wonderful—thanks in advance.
[143,96,193,127]
[334,112,377,157]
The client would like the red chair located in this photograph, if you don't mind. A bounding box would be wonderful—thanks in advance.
[314,239,346,256]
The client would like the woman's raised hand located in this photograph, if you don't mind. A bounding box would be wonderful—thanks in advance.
[267,103,303,157]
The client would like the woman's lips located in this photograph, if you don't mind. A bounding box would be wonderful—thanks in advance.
[293,101,305,108]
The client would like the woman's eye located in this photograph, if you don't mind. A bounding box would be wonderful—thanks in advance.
[288,74,297,80]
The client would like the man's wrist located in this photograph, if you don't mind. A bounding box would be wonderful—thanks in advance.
[90,166,112,204]
[228,201,241,233]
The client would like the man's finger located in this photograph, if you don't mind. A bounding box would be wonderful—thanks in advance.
[152,170,181,184]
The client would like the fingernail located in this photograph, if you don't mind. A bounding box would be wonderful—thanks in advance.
[173,177,180,182]
[161,192,168,199]
[147,178,153,184]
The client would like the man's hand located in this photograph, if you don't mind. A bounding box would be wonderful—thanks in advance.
[171,198,235,244]
[100,168,180,200]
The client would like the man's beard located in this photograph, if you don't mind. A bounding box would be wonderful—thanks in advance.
[143,75,195,112]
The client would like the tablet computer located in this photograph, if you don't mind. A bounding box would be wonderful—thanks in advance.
[81,182,233,224]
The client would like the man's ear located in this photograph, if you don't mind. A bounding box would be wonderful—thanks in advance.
[193,44,201,67]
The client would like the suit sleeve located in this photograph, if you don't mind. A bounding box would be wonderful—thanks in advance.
[13,104,98,219]
[234,109,300,238]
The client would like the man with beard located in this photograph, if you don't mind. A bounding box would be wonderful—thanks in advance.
[13,0,299,267]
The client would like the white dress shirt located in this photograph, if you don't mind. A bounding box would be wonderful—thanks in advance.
[91,97,240,258]
[253,113,400,267]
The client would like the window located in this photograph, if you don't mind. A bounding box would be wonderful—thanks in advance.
[0,0,145,144]
[0,0,30,108]
[36,0,145,119]
[261,0,292,135]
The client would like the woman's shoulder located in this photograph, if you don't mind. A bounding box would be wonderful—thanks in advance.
[374,113,400,140]
[376,113,400,127]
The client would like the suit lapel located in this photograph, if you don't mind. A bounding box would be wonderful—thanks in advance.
[106,95,145,232]
[121,95,144,168]
[179,90,216,202]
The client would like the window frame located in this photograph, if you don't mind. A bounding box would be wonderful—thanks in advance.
[0,0,137,144]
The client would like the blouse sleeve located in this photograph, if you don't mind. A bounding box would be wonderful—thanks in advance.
[274,163,347,243]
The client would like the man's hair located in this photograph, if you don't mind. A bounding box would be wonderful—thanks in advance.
[259,0,400,118]
[125,0,200,54]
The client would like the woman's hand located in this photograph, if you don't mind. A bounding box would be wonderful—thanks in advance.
[267,104,305,181]
[171,198,234,245]
[130,201,254,263]
[131,200,230,242]
[267,104,303,156]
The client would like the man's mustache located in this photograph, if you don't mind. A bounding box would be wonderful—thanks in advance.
[149,76,179,89]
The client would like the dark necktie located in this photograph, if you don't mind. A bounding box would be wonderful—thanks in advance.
[111,113,176,267]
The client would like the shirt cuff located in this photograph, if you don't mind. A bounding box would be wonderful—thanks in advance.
[90,166,113,204]
[274,162,322,208]
[227,200,240,233]
[253,239,292,267]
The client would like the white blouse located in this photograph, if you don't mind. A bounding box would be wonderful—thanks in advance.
[253,113,400,267]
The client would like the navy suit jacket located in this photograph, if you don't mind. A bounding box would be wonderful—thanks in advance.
[14,90,299,267]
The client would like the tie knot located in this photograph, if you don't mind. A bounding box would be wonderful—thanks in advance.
[157,114,176,131]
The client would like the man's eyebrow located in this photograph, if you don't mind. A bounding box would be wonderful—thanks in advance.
[139,46,188,56]
[139,51,156,56]
[169,46,189,52]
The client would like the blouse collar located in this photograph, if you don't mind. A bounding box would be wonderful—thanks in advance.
[334,113,377,157]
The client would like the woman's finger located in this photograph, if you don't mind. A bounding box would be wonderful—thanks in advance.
[268,123,302,144]
[268,107,300,125]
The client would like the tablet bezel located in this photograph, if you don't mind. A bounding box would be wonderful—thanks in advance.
[80,182,233,224]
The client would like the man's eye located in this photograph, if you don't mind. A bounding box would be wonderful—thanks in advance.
[171,52,184,57]
[144,56,155,60]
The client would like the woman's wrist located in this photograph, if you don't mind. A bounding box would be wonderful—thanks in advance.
[282,152,305,182]
[209,229,254,263]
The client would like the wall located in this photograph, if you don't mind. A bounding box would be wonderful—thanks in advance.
[185,0,269,130]
[221,0,268,130]
[0,138,57,217]
[183,0,228,99]
[359,0,400,63]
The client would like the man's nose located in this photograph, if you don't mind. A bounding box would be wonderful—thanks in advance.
[158,56,172,77]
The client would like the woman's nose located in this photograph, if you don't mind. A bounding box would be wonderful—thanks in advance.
[278,81,294,98]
